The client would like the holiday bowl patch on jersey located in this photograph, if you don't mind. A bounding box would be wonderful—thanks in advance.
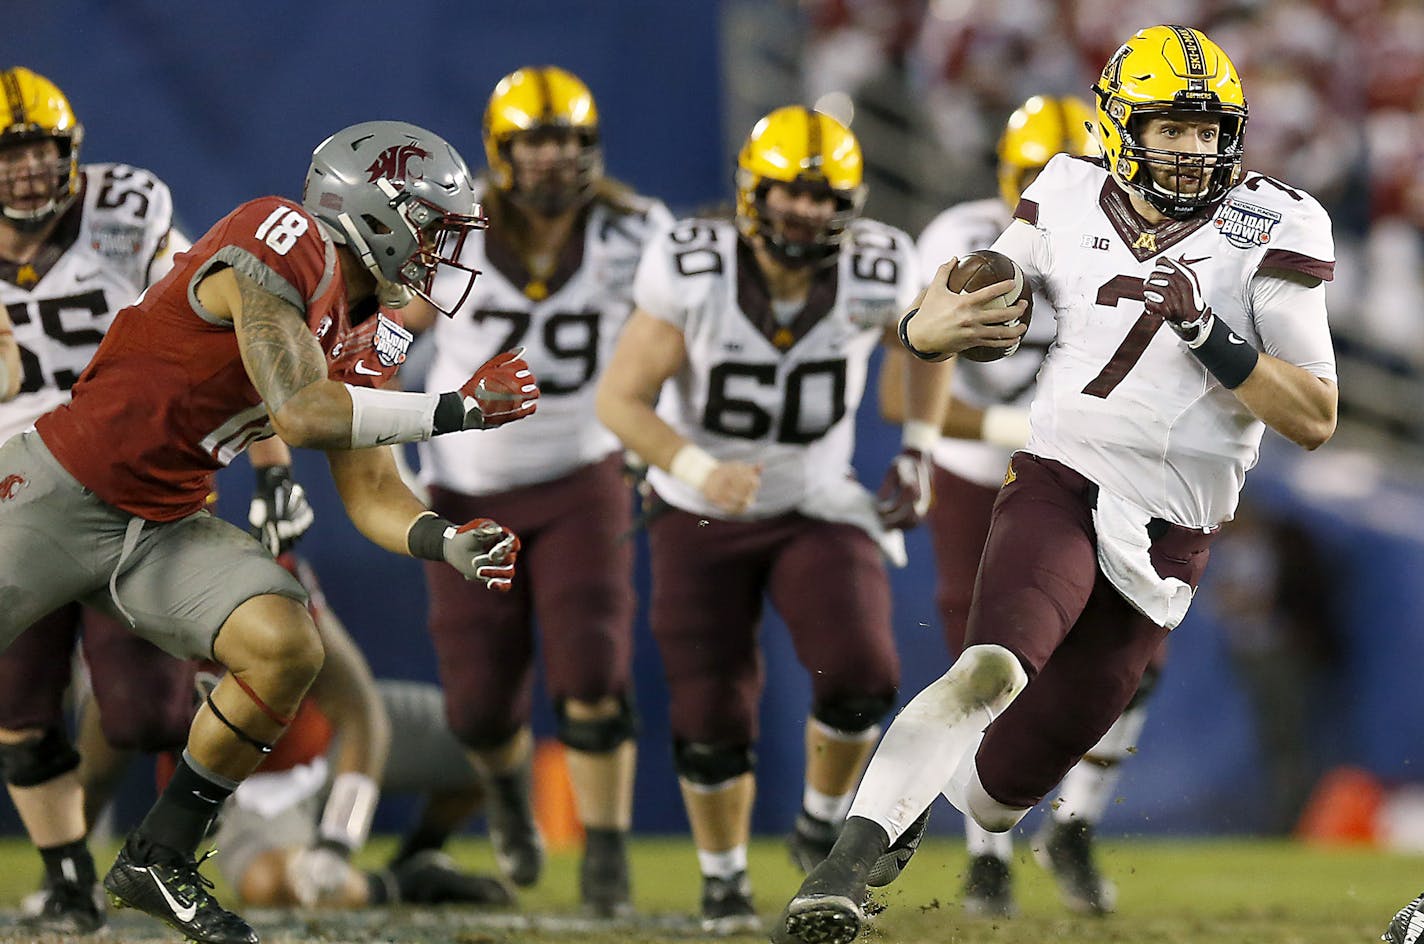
[1214,198,1281,249]
[373,314,414,368]
[947,250,1031,363]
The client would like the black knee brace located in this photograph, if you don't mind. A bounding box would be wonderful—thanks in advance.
[555,696,638,754]
[0,724,80,787]
[205,695,274,754]
[673,739,756,787]
[812,693,896,734]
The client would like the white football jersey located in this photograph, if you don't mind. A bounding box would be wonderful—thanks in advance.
[0,163,179,444]
[917,197,1055,488]
[994,155,1337,528]
[636,216,920,519]
[422,187,673,494]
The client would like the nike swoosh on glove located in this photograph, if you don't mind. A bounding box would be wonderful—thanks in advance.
[1142,256,1213,343]
[876,448,932,530]
[444,518,521,591]
[460,347,540,430]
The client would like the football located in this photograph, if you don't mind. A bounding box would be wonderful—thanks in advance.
[945,249,1032,363]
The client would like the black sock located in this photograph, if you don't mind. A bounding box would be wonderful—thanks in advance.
[132,751,238,860]
[38,839,96,887]
[585,827,627,859]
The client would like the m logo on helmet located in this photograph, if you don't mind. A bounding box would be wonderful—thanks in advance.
[365,144,430,184]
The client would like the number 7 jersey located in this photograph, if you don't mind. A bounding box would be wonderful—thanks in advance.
[635,216,920,519]
[996,155,1337,528]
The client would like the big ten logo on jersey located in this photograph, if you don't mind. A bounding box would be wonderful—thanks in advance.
[6,292,108,394]
[470,308,599,396]
[373,314,413,368]
[845,228,900,328]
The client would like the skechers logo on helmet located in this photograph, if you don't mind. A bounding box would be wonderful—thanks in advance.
[366,144,430,184]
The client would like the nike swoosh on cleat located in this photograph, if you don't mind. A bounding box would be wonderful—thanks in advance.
[151,873,197,924]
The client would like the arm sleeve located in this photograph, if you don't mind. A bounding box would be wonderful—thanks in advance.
[1250,272,1337,382]
[989,219,1049,284]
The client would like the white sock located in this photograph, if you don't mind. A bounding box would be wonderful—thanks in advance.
[1053,704,1148,823]
[803,785,854,824]
[697,845,748,879]
[965,815,1013,860]
[848,645,1027,843]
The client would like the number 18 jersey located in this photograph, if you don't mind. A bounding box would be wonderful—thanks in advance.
[995,155,1337,528]
[635,217,919,519]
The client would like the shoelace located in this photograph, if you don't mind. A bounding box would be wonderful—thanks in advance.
[164,849,219,903]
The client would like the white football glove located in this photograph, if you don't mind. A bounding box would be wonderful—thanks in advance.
[285,843,357,907]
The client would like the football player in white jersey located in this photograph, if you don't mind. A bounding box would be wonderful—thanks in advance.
[776,25,1338,944]
[597,106,952,935]
[881,95,1134,917]
[0,66,195,934]
[418,66,672,918]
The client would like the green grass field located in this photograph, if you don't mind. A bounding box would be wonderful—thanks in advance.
[0,836,1415,942]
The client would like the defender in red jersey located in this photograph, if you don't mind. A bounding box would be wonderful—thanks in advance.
[0,120,540,944]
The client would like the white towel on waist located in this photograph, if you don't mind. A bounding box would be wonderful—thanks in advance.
[1091,488,1193,630]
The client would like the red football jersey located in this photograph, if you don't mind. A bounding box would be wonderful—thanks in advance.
[37,197,403,522]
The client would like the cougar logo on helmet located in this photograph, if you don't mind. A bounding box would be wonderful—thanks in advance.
[365,144,430,185]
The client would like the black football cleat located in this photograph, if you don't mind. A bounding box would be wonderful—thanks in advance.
[700,870,761,936]
[1384,891,1424,944]
[486,766,545,887]
[866,806,930,888]
[962,854,1016,918]
[103,843,257,944]
[18,878,106,935]
[391,849,515,906]
[580,837,633,919]
[787,812,840,874]
[1033,819,1117,915]
[773,817,889,944]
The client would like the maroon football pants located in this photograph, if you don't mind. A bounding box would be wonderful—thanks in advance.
[0,604,196,751]
[965,453,1211,809]
[425,455,635,750]
[647,505,897,746]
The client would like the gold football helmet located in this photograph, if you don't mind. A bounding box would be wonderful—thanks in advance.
[997,95,1096,208]
[482,66,601,216]
[0,67,83,229]
[1092,25,1247,219]
[735,105,866,266]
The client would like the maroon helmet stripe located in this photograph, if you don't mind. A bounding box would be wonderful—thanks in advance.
[534,67,554,123]
[1,70,25,129]
[1170,25,1209,94]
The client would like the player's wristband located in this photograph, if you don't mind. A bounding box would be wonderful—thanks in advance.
[318,771,380,853]
[346,384,440,447]
[407,511,456,561]
[897,308,953,363]
[902,420,938,454]
[431,391,466,436]
[669,444,717,491]
[981,405,1031,449]
[1183,316,1259,390]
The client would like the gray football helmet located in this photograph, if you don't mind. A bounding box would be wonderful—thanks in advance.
[302,120,487,315]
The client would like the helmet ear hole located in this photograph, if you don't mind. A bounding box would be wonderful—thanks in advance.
[361,214,393,236]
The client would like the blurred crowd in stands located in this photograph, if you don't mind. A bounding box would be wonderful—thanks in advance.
[799,0,1424,416]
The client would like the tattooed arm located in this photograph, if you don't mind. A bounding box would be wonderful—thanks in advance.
[196,266,355,448]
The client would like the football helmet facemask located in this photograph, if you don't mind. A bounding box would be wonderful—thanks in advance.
[736,106,866,268]
[0,67,83,231]
[1093,25,1247,220]
[483,66,602,217]
[303,120,487,316]
[997,95,1097,209]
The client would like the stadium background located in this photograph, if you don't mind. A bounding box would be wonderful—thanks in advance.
[4,0,1423,848]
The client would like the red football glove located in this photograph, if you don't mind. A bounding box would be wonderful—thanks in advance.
[876,448,932,530]
[444,518,521,591]
[459,348,539,430]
